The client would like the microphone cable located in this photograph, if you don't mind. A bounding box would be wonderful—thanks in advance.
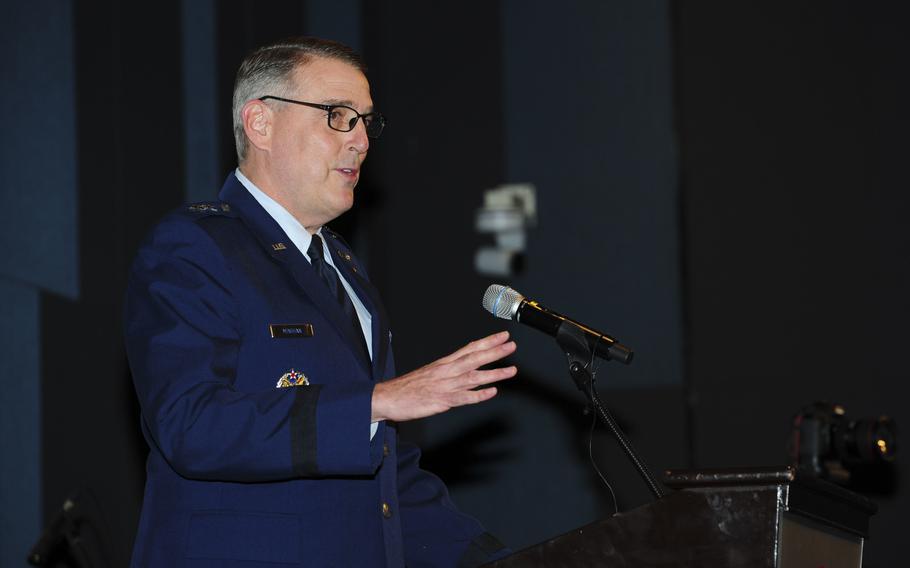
[583,344,619,515]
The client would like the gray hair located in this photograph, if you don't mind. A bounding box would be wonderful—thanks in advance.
[232,37,366,163]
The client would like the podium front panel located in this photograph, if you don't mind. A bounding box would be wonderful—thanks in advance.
[779,512,863,568]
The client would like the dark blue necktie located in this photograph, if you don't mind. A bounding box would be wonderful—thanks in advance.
[307,234,370,365]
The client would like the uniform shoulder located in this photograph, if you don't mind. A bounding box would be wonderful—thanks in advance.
[154,201,240,233]
[139,201,239,254]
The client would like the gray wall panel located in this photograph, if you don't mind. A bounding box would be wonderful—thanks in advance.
[182,0,221,202]
[1,2,76,564]
[0,282,40,567]
[0,1,78,298]
[503,0,682,390]
[467,0,686,547]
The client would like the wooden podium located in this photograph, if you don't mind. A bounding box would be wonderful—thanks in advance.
[484,467,876,568]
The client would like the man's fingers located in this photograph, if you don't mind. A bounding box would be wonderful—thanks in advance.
[464,365,517,388]
[447,340,516,374]
[436,331,510,364]
[453,386,498,407]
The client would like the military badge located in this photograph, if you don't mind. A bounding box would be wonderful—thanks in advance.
[276,369,309,388]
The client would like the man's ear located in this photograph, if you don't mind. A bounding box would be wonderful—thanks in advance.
[242,99,273,153]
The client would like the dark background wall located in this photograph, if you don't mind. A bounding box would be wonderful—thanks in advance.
[1,1,906,566]
[675,3,910,565]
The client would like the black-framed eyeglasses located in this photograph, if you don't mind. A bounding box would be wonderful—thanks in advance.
[258,95,386,139]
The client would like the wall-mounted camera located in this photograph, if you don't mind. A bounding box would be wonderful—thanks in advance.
[474,184,536,277]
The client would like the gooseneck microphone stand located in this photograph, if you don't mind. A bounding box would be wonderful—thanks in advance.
[555,321,669,501]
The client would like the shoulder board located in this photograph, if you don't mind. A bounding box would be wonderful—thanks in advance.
[184,201,237,218]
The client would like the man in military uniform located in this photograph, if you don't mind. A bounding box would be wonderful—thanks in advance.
[124,37,516,567]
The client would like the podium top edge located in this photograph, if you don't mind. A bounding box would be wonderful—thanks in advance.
[663,466,796,487]
[663,465,878,516]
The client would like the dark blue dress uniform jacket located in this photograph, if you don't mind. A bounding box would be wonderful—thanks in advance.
[124,173,506,567]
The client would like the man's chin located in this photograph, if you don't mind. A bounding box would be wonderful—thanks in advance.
[331,193,356,218]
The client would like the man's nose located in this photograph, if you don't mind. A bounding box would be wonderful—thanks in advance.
[347,119,370,154]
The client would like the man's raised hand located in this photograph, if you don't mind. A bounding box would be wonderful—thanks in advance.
[371,331,517,422]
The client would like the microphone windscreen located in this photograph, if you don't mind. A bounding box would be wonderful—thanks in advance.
[482,284,524,320]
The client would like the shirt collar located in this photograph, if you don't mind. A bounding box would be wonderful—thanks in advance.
[234,168,324,263]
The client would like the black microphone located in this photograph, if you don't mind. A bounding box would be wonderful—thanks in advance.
[482,284,633,364]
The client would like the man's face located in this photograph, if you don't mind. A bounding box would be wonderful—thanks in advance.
[266,57,372,231]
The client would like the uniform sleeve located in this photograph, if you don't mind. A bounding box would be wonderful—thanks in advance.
[124,216,382,481]
[395,437,510,568]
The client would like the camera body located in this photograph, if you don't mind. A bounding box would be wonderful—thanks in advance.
[789,402,896,486]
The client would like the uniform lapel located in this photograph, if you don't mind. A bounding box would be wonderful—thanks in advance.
[218,174,372,374]
[325,239,392,380]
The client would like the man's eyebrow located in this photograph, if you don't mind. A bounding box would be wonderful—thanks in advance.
[322,98,375,113]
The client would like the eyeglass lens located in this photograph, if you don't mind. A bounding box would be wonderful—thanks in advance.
[329,106,384,138]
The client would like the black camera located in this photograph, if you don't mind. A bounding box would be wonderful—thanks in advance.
[789,402,896,488]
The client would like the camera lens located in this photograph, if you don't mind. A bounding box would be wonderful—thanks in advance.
[843,416,896,463]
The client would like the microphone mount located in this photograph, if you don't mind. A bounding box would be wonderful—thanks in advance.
[556,321,668,501]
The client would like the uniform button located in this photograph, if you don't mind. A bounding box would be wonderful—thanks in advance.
[383,443,390,457]
[381,502,392,519]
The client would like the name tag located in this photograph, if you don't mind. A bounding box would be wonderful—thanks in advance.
[269,323,315,338]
